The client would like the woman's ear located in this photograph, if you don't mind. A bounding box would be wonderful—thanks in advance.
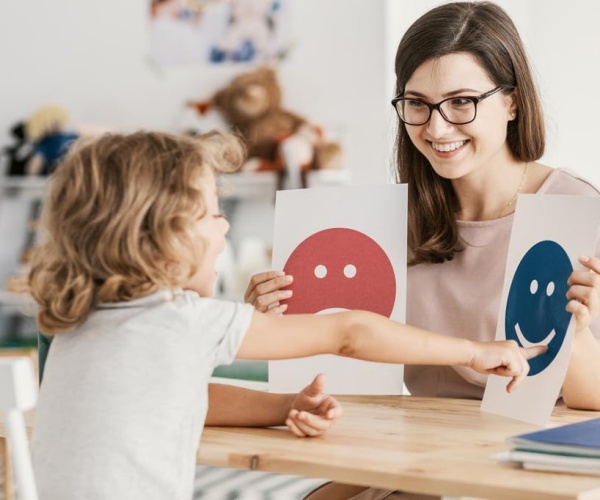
[507,88,518,121]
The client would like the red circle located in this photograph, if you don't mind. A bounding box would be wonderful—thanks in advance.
[283,228,396,317]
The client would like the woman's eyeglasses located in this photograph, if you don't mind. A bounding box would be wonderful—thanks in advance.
[391,86,512,126]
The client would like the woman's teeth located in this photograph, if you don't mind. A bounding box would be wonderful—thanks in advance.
[431,140,466,152]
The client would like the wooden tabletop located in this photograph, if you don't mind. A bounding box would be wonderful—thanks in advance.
[198,396,600,500]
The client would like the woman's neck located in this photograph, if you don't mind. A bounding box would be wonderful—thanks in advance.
[454,161,533,222]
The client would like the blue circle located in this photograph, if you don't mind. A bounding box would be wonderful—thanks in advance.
[505,240,573,376]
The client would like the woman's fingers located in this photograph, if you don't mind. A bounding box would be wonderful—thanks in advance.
[244,272,293,312]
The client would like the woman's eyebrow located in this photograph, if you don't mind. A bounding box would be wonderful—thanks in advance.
[403,88,482,98]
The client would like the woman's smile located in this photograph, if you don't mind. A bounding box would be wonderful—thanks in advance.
[429,140,468,153]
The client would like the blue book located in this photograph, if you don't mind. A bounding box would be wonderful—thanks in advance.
[508,417,600,458]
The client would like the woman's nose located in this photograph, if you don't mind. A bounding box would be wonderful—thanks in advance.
[426,108,456,137]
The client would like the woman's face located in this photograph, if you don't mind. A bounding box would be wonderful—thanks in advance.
[185,170,230,297]
[403,52,516,181]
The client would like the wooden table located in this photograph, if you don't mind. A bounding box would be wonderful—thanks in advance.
[198,396,600,500]
[4,395,600,499]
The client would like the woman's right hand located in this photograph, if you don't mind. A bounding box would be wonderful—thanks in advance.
[244,270,293,314]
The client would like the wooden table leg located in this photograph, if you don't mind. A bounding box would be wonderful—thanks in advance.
[0,437,14,500]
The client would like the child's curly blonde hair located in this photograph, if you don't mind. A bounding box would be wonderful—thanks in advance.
[28,130,245,334]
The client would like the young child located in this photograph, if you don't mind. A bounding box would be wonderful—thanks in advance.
[27,130,544,500]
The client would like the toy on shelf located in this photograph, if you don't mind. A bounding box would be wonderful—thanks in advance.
[188,66,342,190]
[1,122,35,176]
[25,105,79,176]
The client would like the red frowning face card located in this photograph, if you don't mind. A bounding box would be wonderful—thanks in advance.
[282,227,396,317]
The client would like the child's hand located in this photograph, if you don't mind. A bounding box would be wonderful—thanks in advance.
[566,256,600,333]
[286,373,342,437]
[469,341,547,393]
[244,270,293,314]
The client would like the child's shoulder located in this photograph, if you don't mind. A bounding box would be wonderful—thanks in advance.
[96,289,254,330]
[171,290,254,325]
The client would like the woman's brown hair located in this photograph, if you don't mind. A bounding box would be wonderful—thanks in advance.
[394,1,545,264]
[27,130,244,334]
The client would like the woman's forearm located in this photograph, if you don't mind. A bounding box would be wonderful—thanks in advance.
[562,328,600,410]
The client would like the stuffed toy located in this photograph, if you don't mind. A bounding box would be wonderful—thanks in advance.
[188,66,342,189]
[25,104,79,176]
[1,121,35,176]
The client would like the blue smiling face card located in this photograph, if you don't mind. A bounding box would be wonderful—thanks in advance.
[482,194,600,426]
[505,240,573,376]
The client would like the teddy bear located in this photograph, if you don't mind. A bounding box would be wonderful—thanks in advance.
[187,66,342,189]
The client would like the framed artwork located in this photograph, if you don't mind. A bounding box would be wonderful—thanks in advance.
[149,0,291,66]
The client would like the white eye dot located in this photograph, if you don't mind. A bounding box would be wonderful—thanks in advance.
[344,264,357,278]
[314,265,327,279]
[530,279,538,294]
[546,281,555,296]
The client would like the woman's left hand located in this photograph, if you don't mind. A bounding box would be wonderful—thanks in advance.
[566,256,600,332]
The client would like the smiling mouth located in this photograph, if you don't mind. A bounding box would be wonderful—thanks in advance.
[514,323,556,348]
[429,140,468,153]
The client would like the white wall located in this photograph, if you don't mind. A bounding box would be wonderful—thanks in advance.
[384,0,600,185]
[3,1,595,188]
[0,0,390,185]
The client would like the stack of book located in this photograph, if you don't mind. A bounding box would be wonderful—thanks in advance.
[496,417,600,475]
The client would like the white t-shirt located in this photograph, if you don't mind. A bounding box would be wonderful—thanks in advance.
[32,289,254,500]
[405,168,600,398]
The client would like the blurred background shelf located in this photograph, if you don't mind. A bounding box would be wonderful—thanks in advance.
[0,176,46,347]
[218,169,351,201]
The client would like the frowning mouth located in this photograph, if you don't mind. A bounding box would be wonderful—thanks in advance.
[514,323,555,348]
[316,307,350,315]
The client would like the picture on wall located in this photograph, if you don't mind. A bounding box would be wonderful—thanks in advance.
[149,0,292,66]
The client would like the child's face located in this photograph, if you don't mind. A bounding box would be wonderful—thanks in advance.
[185,171,230,297]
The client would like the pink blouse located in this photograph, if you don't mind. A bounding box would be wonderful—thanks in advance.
[404,168,600,398]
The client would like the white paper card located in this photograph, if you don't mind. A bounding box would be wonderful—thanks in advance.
[481,194,600,426]
[269,184,407,394]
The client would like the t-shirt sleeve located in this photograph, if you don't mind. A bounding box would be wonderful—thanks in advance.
[186,295,254,368]
[211,301,254,366]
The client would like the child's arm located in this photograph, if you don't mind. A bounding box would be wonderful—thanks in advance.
[237,310,546,393]
[206,374,341,437]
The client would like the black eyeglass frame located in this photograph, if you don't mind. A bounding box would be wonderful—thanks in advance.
[391,86,513,126]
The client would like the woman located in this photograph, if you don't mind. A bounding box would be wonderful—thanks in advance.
[245,2,600,498]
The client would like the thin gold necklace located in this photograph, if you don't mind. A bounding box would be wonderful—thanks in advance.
[497,162,529,218]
